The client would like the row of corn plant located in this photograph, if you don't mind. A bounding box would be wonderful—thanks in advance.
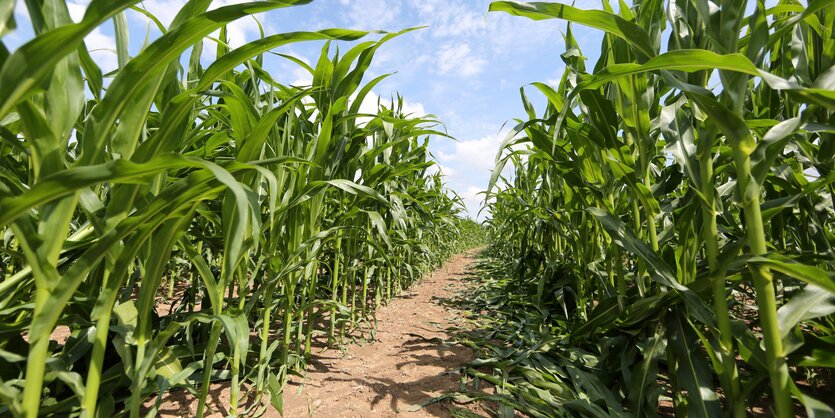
[0,1,479,417]
[470,0,835,416]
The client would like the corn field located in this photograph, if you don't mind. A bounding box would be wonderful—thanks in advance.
[474,0,835,417]
[0,1,485,417]
[3,0,835,417]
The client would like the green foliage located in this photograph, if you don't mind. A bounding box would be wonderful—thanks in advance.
[454,219,489,252]
[479,0,835,417]
[0,2,476,417]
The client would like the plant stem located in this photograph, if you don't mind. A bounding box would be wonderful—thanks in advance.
[732,141,792,417]
[701,149,745,417]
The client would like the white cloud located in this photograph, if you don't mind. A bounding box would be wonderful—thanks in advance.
[355,90,380,127]
[338,0,402,30]
[441,132,504,173]
[206,5,266,60]
[401,100,426,117]
[290,66,313,86]
[66,0,90,23]
[85,27,118,73]
[410,0,555,59]
[431,128,520,219]
[36,0,114,71]
[459,185,486,221]
[352,91,427,127]
[427,167,485,219]
[410,0,486,38]
[427,163,456,178]
[45,0,118,73]
[436,44,486,77]
[414,54,432,65]
[274,51,314,86]
[487,14,554,55]
[208,0,265,47]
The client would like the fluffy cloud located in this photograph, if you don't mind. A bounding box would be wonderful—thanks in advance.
[401,100,426,118]
[432,129,523,219]
[439,132,504,173]
[353,91,427,126]
[338,0,402,30]
[436,44,486,77]
[356,91,380,125]
[279,51,314,86]
[66,0,89,22]
[289,66,313,86]
[426,163,456,178]
[459,185,487,221]
[410,0,486,38]
[410,0,556,57]
[51,0,118,73]
[85,27,118,73]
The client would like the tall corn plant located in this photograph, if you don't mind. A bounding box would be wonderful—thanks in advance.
[0,2,473,417]
[482,0,835,416]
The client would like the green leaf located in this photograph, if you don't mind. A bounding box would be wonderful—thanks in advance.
[748,254,835,295]
[628,326,666,417]
[777,285,835,340]
[665,310,721,418]
[0,0,138,117]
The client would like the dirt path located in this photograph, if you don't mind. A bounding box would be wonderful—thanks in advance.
[149,249,481,417]
[279,248,481,417]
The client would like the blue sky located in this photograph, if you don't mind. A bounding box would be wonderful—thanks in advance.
[8,0,607,219]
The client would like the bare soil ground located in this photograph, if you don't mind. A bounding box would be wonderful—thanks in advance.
[150,248,485,417]
[280,248,484,417]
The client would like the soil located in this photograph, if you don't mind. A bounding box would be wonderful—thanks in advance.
[150,248,486,417]
[281,248,484,417]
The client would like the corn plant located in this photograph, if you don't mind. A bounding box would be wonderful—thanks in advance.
[478,0,835,416]
[0,1,478,417]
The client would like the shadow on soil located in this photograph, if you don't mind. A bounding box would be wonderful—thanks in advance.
[289,250,487,417]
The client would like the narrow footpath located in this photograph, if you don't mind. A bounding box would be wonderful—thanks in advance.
[280,248,482,417]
